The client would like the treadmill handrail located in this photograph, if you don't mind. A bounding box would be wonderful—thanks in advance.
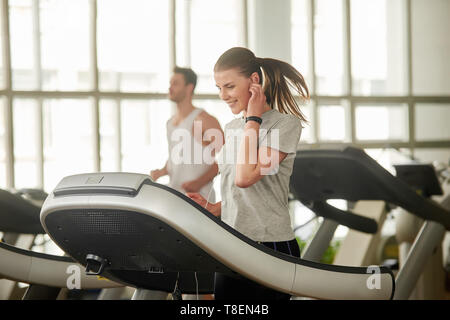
[0,241,72,262]
[303,200,378,234]
[0,241,122,289]
[291,147,450,230]
[0,188,45,234]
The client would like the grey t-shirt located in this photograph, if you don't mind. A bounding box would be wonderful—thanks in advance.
[218,109,302,242]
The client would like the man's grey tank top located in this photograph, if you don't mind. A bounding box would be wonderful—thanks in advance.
[166,107,215,202]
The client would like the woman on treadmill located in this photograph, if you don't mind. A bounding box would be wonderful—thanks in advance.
[187,47,309,300]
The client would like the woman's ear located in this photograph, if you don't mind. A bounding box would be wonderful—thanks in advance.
[250,72,260,84]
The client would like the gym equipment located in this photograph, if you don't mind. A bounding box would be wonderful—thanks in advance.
[294,198,379,263]
[0,187,122,300]
[394,163,448,299]
[289,146,450,300]
[0,188,48,299]
[0,188,46,237]
[40,172,395,300]
[0,240,122,299]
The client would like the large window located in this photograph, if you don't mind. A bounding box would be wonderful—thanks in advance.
[318,104,347,142]
[0,0,448,192]
[355,104,409,141]
[9,0,36,90]
[0,100,6,188]
[99,99,120,172]
[351,0,407,96]
[40,0,92,91]
[1,0,174,191]
[411,0,450,96]
[97,0,169,92]
[291,0,311,90]
[314,0,345,95]
[176,0,244,93]
[120,100,171,173]
[290,0,449,162]
[13,98,40,189]
[415,104,450,142]
[43,99,96,191]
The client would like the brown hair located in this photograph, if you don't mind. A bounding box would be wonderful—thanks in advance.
[214,47,309,123]
[173,66,197,91]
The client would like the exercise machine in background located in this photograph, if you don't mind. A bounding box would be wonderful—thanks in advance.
[289,147,450,300]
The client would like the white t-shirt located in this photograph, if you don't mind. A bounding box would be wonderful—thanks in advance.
[166,107,215,202]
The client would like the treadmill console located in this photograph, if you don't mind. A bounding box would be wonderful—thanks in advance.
[53,172,151,197]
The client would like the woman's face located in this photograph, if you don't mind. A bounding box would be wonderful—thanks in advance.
[214,68,253,115]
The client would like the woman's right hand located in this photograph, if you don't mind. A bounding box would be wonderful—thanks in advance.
[186,192,221,217]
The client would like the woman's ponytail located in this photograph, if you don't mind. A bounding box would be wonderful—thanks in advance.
[257,57,309,123]
[215,47,309,123]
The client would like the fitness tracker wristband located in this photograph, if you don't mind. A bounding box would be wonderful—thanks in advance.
[245,116,262,125]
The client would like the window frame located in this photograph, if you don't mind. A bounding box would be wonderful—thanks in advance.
[0,0,448,190]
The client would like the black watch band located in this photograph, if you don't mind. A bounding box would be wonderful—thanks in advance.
[245,116,262,125]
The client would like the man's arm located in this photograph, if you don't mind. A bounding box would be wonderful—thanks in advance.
[150,161,169,181]
[193,111,224,151]
[180,111,224,192]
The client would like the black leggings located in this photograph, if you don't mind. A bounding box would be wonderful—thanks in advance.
[214,238,301,300]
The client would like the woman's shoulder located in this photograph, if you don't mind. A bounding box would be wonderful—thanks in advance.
[224,117,244,130]
[265,109,302,127]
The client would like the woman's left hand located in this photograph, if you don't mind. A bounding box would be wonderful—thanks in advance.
[186,192,221,217]
[181,179,202,193]
[185,192,208,207]
[247,83,266,118]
